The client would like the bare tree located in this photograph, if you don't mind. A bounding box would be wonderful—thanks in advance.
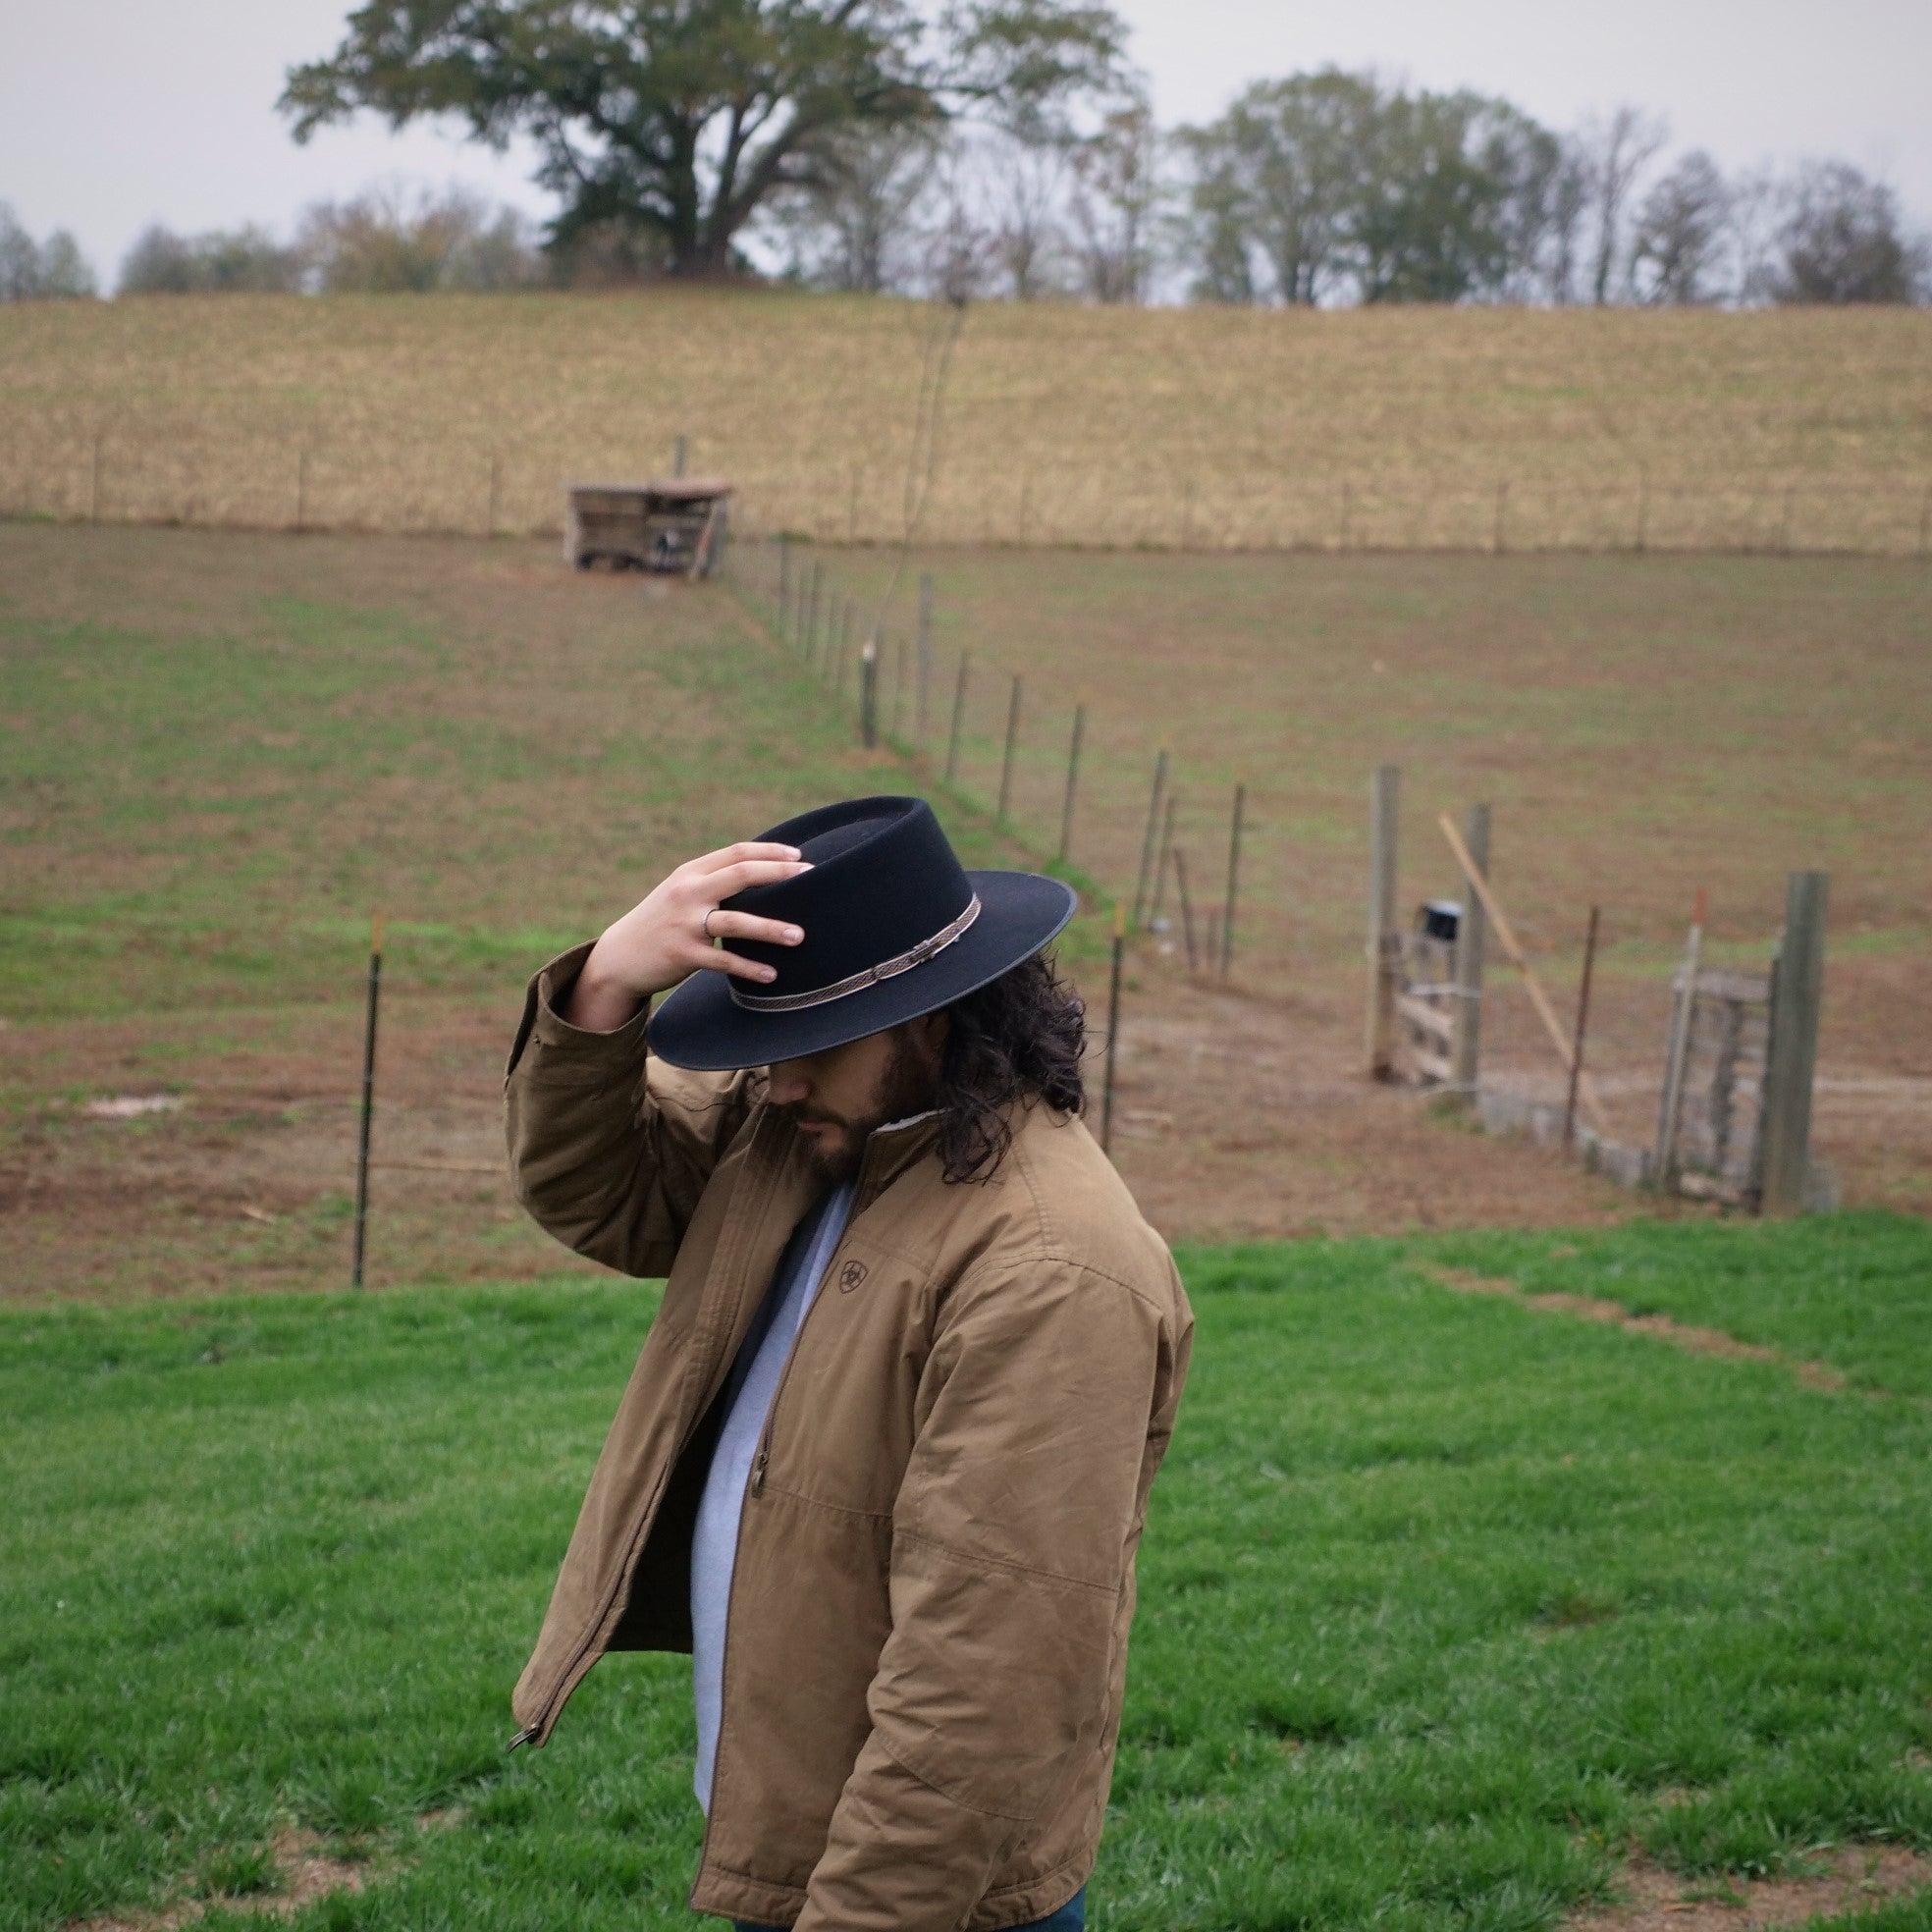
[1576,106,1667,303]
[1630,150,1732,303]
[984,130,1073,298]
[1068,93,1160,302]
[776,123,941,292]
[1775,161,1928,303]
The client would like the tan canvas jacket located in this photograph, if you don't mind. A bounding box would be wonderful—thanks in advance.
[503,942,1193,1930]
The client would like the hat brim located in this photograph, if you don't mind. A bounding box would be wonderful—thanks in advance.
[646,870,1078,1072]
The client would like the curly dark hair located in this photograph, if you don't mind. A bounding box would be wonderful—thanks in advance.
[934,950,1087,1184]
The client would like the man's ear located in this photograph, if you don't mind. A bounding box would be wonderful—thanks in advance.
[912,1007,950,1061]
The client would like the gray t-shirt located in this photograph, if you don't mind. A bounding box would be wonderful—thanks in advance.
[690,1179,856,1811]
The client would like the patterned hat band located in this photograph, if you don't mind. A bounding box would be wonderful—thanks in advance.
[727,895,983,1014]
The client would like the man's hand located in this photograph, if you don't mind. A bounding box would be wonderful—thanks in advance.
[563,842,812,1033]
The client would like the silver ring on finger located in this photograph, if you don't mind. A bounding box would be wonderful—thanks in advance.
[702,908,717,941]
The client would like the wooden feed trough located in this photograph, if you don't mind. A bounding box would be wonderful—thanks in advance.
[564,479,731,577]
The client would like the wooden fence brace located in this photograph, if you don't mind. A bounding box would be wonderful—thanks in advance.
[1101,905,1125,1156]
[1563,906,1601,1150]
[1057,703,1085,866]
[1220,780,1245,979]
[351,913,384,1290]
[1172,848,1200,974]
[944,652,970,785]
[1150,791,1178,926]
[916,573,934,743]
[1132,747,1170,929]
[1366,764,1401,1077]
[1759,870,1828,1215]
[860,638,879,748]
[996,674,1023,826]
[1449,802,1490,1098]
[1653,886,1707,1179]
[1436,813,1611,1136]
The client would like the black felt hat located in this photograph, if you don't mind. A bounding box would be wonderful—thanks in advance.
[646,796,1077,1071]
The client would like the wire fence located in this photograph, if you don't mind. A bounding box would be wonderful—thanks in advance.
[6,414,1931,558]
[721,525,1263,986]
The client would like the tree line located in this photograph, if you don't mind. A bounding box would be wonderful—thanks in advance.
[4,0,1926,307]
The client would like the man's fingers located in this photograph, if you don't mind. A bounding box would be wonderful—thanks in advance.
[705,947,780,984]
[704,857,814,898]
[704,910,805,947]
[686,840,803,876]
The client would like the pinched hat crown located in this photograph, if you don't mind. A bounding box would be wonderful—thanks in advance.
[720,798,979,1013]
[646,793,1076,1071]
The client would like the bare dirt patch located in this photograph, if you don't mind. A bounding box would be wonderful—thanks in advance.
[1567,1847,1932,1932]
[1419,1261,1859,1395]
[66,1829,372,1932]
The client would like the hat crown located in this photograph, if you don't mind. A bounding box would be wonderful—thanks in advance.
[723,797,976,1008]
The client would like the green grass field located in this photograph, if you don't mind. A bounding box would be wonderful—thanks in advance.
[5,1214,1931,1932]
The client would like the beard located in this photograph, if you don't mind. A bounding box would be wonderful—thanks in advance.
[778,1027,941,1187]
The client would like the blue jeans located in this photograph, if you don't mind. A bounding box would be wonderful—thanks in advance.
[734,1886,1085,1931]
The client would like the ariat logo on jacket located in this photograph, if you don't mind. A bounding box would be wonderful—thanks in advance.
[838,1260,868,1293]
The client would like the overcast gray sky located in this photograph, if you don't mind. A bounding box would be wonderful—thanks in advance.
[4,0,1928,284]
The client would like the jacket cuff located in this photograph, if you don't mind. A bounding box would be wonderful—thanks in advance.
[506,941,652,1082]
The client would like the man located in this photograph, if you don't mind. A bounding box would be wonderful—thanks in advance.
[504,794,1192,1930]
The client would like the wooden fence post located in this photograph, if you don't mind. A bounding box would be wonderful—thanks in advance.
[1450,802,1490,1098]
[778,536,792,634]
[1057,703,1085,866]
[1759,870,1828,1215]
[89,432,102,523]
[295,448,308,534]
[944,652,970,785]
[1366,764,1401,1078]
[673,434,688,478]
[1132,748,1170,930]
[487,454,501,537]
[893,634,908,739]
[996,674,1022,827]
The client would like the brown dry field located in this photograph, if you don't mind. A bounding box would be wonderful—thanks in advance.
[2,524,1925,1302]
[3,294,1931,552]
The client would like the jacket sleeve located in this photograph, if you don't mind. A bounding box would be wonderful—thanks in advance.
[792,1256,1182,1932]
[503,941,759,1278]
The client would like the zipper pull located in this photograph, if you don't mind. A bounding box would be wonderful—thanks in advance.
[506,1724,538,1752]
[750,1449,769,1498]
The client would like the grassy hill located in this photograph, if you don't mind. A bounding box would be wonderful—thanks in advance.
[4,292,1929,553]
[5,1215,1930,1930]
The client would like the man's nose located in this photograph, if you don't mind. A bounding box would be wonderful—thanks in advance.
[766,1059,810,1107]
